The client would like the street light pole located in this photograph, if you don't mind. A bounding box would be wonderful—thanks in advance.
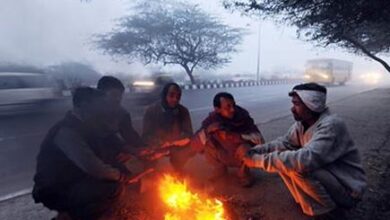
[256,22,261,83]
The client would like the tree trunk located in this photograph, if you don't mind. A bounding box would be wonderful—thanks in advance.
[344,36,390,73]
[182,64,195,84]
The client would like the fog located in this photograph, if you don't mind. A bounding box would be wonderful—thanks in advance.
[1,2,390,216]
[0,0,388,79]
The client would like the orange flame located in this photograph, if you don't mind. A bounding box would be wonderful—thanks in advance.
[159,174,227,220]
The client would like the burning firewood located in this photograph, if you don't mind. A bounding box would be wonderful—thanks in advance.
[158,174,229,220]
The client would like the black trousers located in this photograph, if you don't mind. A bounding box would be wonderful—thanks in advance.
[35,178,124,220]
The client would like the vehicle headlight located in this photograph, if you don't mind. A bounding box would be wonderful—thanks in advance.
[318,73,329,79]
[360,72,381,84]
[133,81,155,86]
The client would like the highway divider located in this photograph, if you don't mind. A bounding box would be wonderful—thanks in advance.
[60,79,302,96]
[181,79,301,90]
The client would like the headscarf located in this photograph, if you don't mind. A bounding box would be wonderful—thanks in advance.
[293,90,327,113]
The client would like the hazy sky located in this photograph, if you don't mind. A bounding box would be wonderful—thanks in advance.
[0,0,388,78]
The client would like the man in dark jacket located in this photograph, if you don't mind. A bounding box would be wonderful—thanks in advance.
[142,82,193,174]
[191,92,264,187]
[97,76,144,149]
[32,87,149,220]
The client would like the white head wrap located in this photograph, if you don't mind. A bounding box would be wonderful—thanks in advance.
[293,90,327,113]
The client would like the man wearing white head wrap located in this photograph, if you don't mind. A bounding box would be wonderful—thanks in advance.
[293,90,327,113]
[236,83,367,219]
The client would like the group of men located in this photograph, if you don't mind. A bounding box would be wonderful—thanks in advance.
[32,76,367,220]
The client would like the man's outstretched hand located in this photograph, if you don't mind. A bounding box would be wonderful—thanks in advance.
[138,148,170,161]
[120,168,155,184]
[235,145,257,168]
[161,138,191,149]
[241,132,264,145]
[206,122,222,134]
[116,152,134,163]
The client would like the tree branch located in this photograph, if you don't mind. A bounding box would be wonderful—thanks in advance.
[343,35,390,73]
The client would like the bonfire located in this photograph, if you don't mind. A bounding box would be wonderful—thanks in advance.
[158,174,227,220]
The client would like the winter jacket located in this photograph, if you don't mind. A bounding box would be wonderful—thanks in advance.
[142,102,193,147]
[251,109,367,197]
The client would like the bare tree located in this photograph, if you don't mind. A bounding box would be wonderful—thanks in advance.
[95,0,244,84]
[224,0,390,73]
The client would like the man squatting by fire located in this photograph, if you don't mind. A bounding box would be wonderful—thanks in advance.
[33,87,155,220]
[237,83,367,219]
[190,92,265,187]
[142,82,194,175]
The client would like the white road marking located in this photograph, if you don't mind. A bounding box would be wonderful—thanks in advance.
[0,132,45,142]
[0,188,32,202]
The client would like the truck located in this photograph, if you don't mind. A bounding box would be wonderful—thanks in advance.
[304,59,353,85]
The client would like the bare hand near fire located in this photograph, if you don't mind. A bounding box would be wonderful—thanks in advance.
[138,148,154,157]
[116,152,133,163]
[241,156,257,168]
[126,168,155,184]
[146,150,170,161]
[161,138,191,148]
[241,132,264,145]
[235,145,250,160]
[138,148,170,161]
[206,122,222,134]
[236,146,257,167]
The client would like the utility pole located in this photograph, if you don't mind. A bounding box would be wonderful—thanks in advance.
[256,22,261,82]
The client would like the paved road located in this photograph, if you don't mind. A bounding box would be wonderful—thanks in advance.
[0,83,376,200]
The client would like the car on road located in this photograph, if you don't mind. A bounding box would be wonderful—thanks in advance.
[0,72,60,114]
[128,75,174,105]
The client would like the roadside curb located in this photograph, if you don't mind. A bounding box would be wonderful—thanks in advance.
[181,79,300,90]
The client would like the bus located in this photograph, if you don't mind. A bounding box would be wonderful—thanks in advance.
[304,59,353,85]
